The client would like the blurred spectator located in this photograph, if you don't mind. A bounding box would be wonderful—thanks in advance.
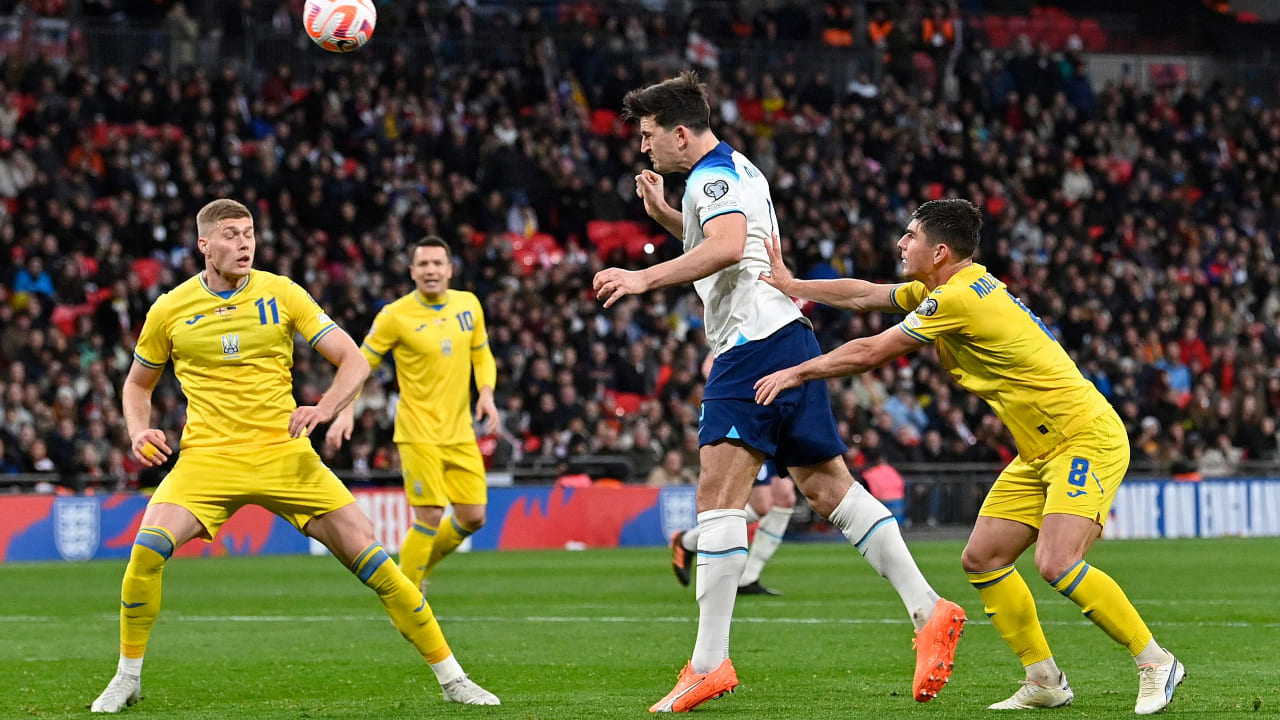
[859,446,906,524]
[647,448,696,487]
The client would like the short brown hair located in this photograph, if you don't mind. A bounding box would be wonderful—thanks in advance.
[196,199,252,238]
[621,70,710,132]
[413,235,451,260]
[912,199,983,259]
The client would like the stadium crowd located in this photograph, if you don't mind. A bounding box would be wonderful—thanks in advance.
[2,1,1280,507]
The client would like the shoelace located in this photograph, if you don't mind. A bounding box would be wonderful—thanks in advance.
[1137,664,1164,695]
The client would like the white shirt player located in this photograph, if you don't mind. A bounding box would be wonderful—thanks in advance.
[683,141,804,356]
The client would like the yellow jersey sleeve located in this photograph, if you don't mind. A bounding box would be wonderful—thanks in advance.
[469,300,496,390]
[888,281,927,313]
[280,280,338,349]
[360,305,399,372]
[133,295,175,369]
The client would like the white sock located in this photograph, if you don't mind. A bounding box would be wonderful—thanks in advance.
[1134,639,1173,666]
[429,654,465,685]
[828,483,938,630]
[118,655,143,676]
[690,508,748,674]
[1025,657,1064,686]
[739,506,791,586]
[744,504,762,524]
[681,526,700,552]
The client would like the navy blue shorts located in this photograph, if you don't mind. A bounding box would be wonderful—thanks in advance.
[700,321,847,470]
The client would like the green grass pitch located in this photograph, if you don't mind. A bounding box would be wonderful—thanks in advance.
[2,536,1277,718]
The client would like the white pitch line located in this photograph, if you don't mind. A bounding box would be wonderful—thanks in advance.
[2,614,1277,628]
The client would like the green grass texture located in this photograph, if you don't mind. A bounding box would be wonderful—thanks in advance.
[2,537,1277,718]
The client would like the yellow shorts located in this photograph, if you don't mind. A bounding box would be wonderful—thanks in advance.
[979,410,1129,529]
[399,442,488,507]
[149,442,356,540]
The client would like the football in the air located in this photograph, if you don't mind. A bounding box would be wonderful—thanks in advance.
[303,0,377,53]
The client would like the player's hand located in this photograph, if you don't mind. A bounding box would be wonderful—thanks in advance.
[324,412,354,452]
[474,391,499,435]
[131,429,171,467]
[635,169,668,218]
[290,405,330,439]
[592,267,648,308]
[754,366,803,406]
[759,233,795,294]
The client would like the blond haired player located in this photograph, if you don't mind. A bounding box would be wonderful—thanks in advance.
[90,200,498,713]
[326,237,497,593]
[756,199,1184,715]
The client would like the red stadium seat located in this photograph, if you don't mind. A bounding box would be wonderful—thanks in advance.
[589,109,620,136]
[983,15,1012,49]
[606,391,645,417]
[131,258,163,289]
[51,303,92,337]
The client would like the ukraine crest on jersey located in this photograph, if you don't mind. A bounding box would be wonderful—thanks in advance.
[890,263,1112,460]
[133,271,338,450]
[360,289,490,445]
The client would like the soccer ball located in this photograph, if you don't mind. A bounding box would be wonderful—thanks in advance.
[303,0,376,53]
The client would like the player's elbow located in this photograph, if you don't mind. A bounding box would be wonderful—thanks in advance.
[346,351,371,382]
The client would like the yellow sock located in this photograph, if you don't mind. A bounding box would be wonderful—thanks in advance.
[422,515,473,580]
[1051,561,1153,656]
[351,542,452,664]
[398,520,437,589]
[120,526,175,658]
[967,564,1053,666]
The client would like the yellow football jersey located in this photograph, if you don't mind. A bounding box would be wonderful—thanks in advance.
[360,289,496,445]
[133,270,339,451]
[890,263,1113,460]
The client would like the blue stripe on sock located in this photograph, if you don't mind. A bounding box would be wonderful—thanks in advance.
[1058,563,1090,598]
[853,516,894,551]
[1050,560,1085,587]
[449,515,473,538]
[356,548,391,583]
[135,528,174,559]
[412,521,437,537]
[700,546,748,558]
[970,567,1016,589]
[349,544,379,573]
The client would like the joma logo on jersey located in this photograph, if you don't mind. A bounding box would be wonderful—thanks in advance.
[221,333,241,358]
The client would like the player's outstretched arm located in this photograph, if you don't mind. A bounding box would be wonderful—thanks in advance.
[760,234,900,312]
[295,329,370,438]
[122,361,171,466]
[595,212,746,307]
[754,327,925,406]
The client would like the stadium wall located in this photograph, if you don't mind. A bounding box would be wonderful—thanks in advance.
[2,480,1278,563]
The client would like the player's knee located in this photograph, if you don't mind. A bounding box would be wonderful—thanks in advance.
[1033,552,1079,586]
[129,527,175,574]
[960,542,1003,574]
[454,507,486,531]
